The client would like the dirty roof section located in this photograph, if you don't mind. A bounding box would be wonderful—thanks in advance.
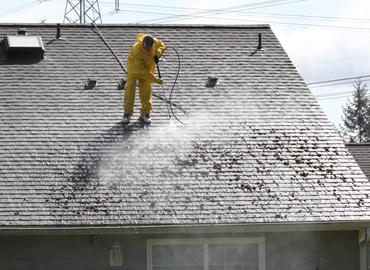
[1,23,370,228]
[347,143,370,180]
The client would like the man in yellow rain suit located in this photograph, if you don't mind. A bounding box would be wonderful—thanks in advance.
[122,33,166,125]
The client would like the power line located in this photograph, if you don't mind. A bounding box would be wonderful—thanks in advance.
[108,3,370,24]
[307,75,370,86]
[105,4,370,32]
[309,79,370,89]
[99,1,370,26]
[86,1,370,33]
[135,0,309,24]
[310,81,366,89]
[312,79,370,100]
[316,95,350,101]
[296,56,370,67]
[102,1,209,12]
[161,17,370,32]
[235,11,370,24]
[108,8,370,32]
[0,0,40,18]
[314,90,353,98]
[105,8,175,17]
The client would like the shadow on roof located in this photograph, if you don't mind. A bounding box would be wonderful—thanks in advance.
[1,57,43,65]
[68,120,147,191]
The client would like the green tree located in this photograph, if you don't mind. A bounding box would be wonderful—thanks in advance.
[342,80,370,142]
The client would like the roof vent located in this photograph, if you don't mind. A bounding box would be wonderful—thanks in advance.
[3,33,45,59]
[250,33,265,56]
[206,75,218,88]
[85,78,97,90]
[257,33,264,51]
[17,28,27,35]
[117,78,126,90]
[56,23,61,39]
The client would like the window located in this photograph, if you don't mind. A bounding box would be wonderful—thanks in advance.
[147,238,265,270]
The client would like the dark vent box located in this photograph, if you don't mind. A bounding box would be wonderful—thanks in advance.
[3,35,45,59]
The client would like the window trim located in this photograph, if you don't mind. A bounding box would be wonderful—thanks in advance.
[147,237,265,270]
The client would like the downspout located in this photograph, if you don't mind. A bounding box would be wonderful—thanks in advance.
[359,229,368,270]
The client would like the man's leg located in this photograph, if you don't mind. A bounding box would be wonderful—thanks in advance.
[123,76,137,114]
[138,79,152,117]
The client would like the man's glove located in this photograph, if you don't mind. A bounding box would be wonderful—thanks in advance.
[154,55,160,64]
[154,77,163,85]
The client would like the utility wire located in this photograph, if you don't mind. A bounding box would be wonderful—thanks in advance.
[136,0,309,23]
[107,7,370,32]
[0,0,41,18]
[94,0,370,27]
[108,9,370,32]
[101,1,370,26]
[157,17,370,32]
[52,0,370,29]
[316,95,351,101]
[104,2,370,24]
[309,78,370,89]
[307,75,370,86]
[233,11,370,24]
[91,22,127,74]
[315,90,353,98]
[311,78,370,100]
[296,56,370,67]
[98,0,370,33]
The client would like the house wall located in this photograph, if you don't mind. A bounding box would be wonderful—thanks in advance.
[0,230,359,270]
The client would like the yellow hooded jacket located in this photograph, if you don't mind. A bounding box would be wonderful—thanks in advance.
[126,33,166,82]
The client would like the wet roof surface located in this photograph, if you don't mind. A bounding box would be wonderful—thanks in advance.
[0,24,370,227]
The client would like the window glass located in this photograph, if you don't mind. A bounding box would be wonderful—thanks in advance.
[152,244,203,270]
[209,244,258,270]
[150,239,262,270]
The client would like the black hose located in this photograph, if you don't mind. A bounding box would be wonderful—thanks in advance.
[91,23,189,125]
[163,46,189,125]
[91,22,127,75]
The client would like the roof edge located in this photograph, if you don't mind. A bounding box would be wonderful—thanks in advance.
[0,22,271,29]
[1,221,369,235]
[346,142,370,146]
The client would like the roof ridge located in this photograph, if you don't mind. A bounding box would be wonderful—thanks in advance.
[0,23,271,29]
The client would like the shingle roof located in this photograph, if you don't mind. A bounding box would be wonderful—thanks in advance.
[347,143,370,180]
[1,23,370,228]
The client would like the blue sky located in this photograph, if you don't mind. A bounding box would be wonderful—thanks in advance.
[1,0,370,128]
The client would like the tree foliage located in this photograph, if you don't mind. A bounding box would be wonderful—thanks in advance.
[341,80,370,142]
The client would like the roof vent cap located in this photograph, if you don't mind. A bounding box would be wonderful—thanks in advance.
[85,78,97,89]
[117,78,126,90]
[56,23,62,39]
[250,33,265,56]
[3,34,45,59]
[206,75,218,88]
[257,33,264,51]
[17,28,27,35]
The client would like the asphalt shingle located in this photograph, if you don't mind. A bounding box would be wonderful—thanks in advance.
[0,23,369,227]
[347,143,370,180]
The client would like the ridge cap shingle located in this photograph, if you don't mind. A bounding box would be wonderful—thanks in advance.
[0,22,271,29]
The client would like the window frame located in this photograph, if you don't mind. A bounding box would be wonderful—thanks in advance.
[147,237,265,270]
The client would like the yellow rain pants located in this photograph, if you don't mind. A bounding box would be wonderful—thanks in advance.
[123,33,166,116]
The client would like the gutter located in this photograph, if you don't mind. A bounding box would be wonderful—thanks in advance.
[2,221,370,236]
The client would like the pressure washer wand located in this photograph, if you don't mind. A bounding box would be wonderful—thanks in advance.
[157,63,171,119]
[156,62,162,79]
